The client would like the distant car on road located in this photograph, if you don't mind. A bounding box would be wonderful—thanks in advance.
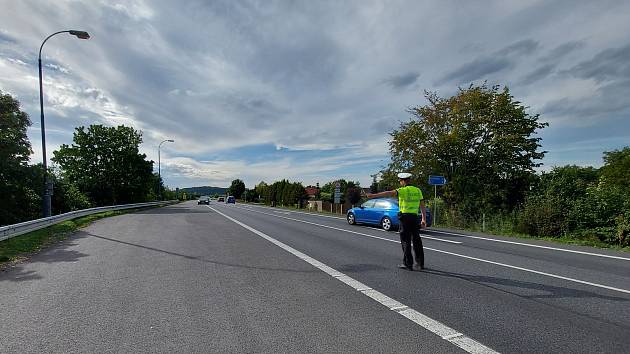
[197,196,210,205]
[346,198,432,231]
[226,196,236,204]
[217,196,225,202]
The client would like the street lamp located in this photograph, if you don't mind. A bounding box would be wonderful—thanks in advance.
[158,139,174,200]
[39,30,90,217]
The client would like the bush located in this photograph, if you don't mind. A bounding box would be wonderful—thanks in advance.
[517,195,568,237]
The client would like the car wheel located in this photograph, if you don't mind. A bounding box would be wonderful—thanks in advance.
[347,212,356,225]
[381,216,392,231]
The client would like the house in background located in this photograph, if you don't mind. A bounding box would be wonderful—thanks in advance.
[305,185,322,212]
[304,186,320,200]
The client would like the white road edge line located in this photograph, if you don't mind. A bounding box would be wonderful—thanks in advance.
[208,205,498,354]
[225,204,630,295]
[428,230,630,261]
[235,205,462,244]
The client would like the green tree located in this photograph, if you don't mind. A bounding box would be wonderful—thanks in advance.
[388,84,547,220]
[228,179,246,199]
[370,174,379,193]
[254,181,268,203]
[320,179,360,203]
[516,159,629,246]
[52,124,154,206]
[0,91,41,224]
[600,147,630,192]
[346,187,362,206]
[291,181,309,207]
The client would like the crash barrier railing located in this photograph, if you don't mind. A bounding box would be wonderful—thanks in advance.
[0,200,178,242]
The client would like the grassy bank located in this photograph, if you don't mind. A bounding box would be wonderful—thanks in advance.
[0,208,152,267]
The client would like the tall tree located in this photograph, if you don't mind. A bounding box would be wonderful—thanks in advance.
[52,124,154,205]
[370,174,379,193]
[0,91,40,224]
[228,179,246,199]
[600,147,630,192]
[388,84,547,218]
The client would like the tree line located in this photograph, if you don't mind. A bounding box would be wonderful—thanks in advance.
[226,178,364,208]
[380,83,629,247]
[246,180,309,207]
[0,91,175,226]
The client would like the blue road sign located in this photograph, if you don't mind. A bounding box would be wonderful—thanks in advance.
[428,175,447,185]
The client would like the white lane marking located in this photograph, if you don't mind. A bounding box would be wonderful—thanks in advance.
[426,247,630,295]
[365,226,388,232]
[232,205,462,244]
[422,235,460,243]
[272,211,291,215]
[225,204,630,295]
[208,205,497,354]
[428,230,630,261]
[243,203,346,220]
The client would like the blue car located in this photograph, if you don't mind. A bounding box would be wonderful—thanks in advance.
[346,198,432,231]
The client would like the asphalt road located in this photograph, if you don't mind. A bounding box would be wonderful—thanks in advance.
[1,201,629,353]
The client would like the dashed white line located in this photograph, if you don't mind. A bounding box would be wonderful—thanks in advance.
[208,205,498,354]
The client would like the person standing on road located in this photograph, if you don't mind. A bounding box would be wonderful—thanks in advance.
[365,173,427,271]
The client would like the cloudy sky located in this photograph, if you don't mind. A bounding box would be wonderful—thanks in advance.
[1,1,629,188]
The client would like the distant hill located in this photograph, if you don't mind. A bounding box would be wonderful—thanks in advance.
[180,186,228,196]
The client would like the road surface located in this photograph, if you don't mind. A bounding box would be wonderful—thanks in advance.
[1,201,629,353]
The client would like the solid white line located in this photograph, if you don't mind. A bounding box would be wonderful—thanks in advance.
[208,205,497,354]
[365,226,388,232]
[428,230,630,261]
[425,247,630,295]
[233,205,462,244]
[225,204,630,295]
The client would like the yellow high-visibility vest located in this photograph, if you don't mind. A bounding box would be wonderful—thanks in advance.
[397,186,423,214]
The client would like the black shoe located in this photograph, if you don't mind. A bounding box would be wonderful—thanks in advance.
[398,264,413,271]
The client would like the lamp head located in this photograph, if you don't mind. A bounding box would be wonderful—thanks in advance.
[69,30,90,40]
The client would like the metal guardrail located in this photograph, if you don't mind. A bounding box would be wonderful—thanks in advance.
[0,200,178,242]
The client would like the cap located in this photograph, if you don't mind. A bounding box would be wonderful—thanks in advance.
[397,172,412,179]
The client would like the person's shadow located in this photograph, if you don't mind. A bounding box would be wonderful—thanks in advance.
[422,268,629,302]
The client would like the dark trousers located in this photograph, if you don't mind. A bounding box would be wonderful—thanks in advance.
[399,213,424,268]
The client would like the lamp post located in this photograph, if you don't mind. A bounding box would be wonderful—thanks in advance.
[39,30,90,217]
[158,139,174,200]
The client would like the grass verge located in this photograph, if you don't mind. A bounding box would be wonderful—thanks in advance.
[0,207,153,267]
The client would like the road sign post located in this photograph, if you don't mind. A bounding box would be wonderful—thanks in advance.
[428,175,447,226]
[334,181,341,213]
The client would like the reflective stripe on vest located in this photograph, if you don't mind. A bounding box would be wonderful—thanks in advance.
[397,186,423,214]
